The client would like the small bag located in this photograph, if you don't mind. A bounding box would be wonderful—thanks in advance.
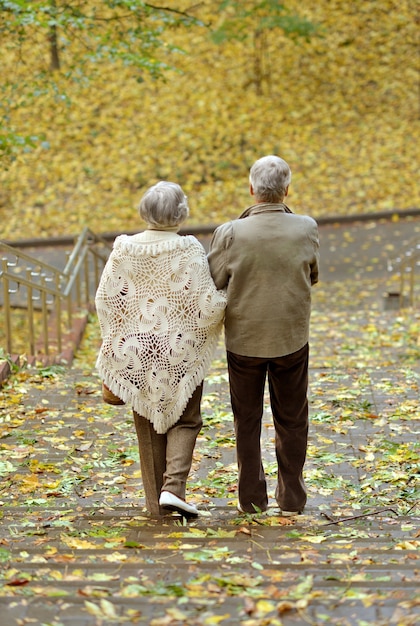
[102,383,125,406]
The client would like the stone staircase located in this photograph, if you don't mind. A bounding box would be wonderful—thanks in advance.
[0,352,418,625]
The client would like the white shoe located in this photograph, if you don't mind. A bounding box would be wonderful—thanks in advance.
[159,491,198,517]
[237,502,267,514]
[280,510,301,517]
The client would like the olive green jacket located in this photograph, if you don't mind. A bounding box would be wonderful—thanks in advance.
[207,203,319,358]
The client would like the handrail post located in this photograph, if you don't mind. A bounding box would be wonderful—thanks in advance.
[94,254,100,291]
[67,292,73,330]
[76,270,81,308]
[55,274,62,355]
[2,259,12,354]
[41,274,49,356]
[84,252,90,303]
[26,268,35,355]
[408,255,416,306]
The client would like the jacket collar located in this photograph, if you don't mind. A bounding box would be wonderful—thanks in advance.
[238,202,293,219]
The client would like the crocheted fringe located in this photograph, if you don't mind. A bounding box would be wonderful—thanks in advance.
[96,329,221,434]
[115,234,199,257]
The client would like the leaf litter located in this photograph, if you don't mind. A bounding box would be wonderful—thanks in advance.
[1,306,418,624]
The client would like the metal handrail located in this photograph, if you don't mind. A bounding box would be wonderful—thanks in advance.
[0,228,112,360]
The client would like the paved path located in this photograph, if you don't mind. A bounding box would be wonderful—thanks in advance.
[0,216,419,625]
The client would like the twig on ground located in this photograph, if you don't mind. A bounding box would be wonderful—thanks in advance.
[322,507,398,525]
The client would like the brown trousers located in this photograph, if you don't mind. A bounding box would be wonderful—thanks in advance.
[133,384,203,515]
[227,344,309,513]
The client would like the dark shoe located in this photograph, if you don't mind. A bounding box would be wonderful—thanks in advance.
[159,491,198,517]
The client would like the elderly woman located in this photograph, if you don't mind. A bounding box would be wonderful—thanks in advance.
[95,181,226,517]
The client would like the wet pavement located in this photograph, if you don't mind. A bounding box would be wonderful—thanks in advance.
[0,215,419,625]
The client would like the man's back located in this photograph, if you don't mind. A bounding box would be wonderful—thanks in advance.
[208,205,319,358]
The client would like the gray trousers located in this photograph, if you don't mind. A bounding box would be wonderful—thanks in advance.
[227,344,309,513]
[133,383,203,515]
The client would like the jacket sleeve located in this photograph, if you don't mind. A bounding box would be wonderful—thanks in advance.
[309,221,320,286]
[207,222,233,290]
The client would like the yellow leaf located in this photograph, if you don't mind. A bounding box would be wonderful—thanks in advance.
[277,601,295,614]
[104,552,128,562]
[255,600,276,614]
[204,615,231,625]
[99,599,118,618]
[395,541,419,550]
[299,535,327,544]
[84,601,103,617]
[166,608,188,620]
[61,535,97,550]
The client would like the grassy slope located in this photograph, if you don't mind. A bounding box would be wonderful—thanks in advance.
[0,0,418,240]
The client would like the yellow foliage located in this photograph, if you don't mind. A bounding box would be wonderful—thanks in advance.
[203,615,231,625]
[0,0,418,239]
[60,535,98,550]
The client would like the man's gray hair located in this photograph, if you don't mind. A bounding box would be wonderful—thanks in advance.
[249,155,292,203]
[138,181,189,227]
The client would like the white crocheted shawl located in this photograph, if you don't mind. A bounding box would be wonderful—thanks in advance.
[95,231,227,433]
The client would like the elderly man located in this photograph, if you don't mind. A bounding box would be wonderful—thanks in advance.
[208,155,319,516]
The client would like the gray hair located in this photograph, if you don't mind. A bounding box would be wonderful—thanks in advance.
[249,155,292,203]
[138,181,189,227]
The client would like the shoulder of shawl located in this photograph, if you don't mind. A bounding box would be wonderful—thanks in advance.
[112,233,202,257]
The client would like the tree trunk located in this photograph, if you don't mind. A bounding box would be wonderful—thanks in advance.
[254,29,262,96]
[49,23,60,71]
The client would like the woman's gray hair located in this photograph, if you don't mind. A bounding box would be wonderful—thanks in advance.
[138,181,189,227]
[249,155,292,203]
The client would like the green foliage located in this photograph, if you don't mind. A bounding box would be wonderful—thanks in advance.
[36,364,66,378]
[0,348,18,370]
[0,0,202,157]
[212,0,318,43]
[0,0,201,72]
[0,118,46,163]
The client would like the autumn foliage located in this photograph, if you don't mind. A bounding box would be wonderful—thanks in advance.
[0,0,418,240]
